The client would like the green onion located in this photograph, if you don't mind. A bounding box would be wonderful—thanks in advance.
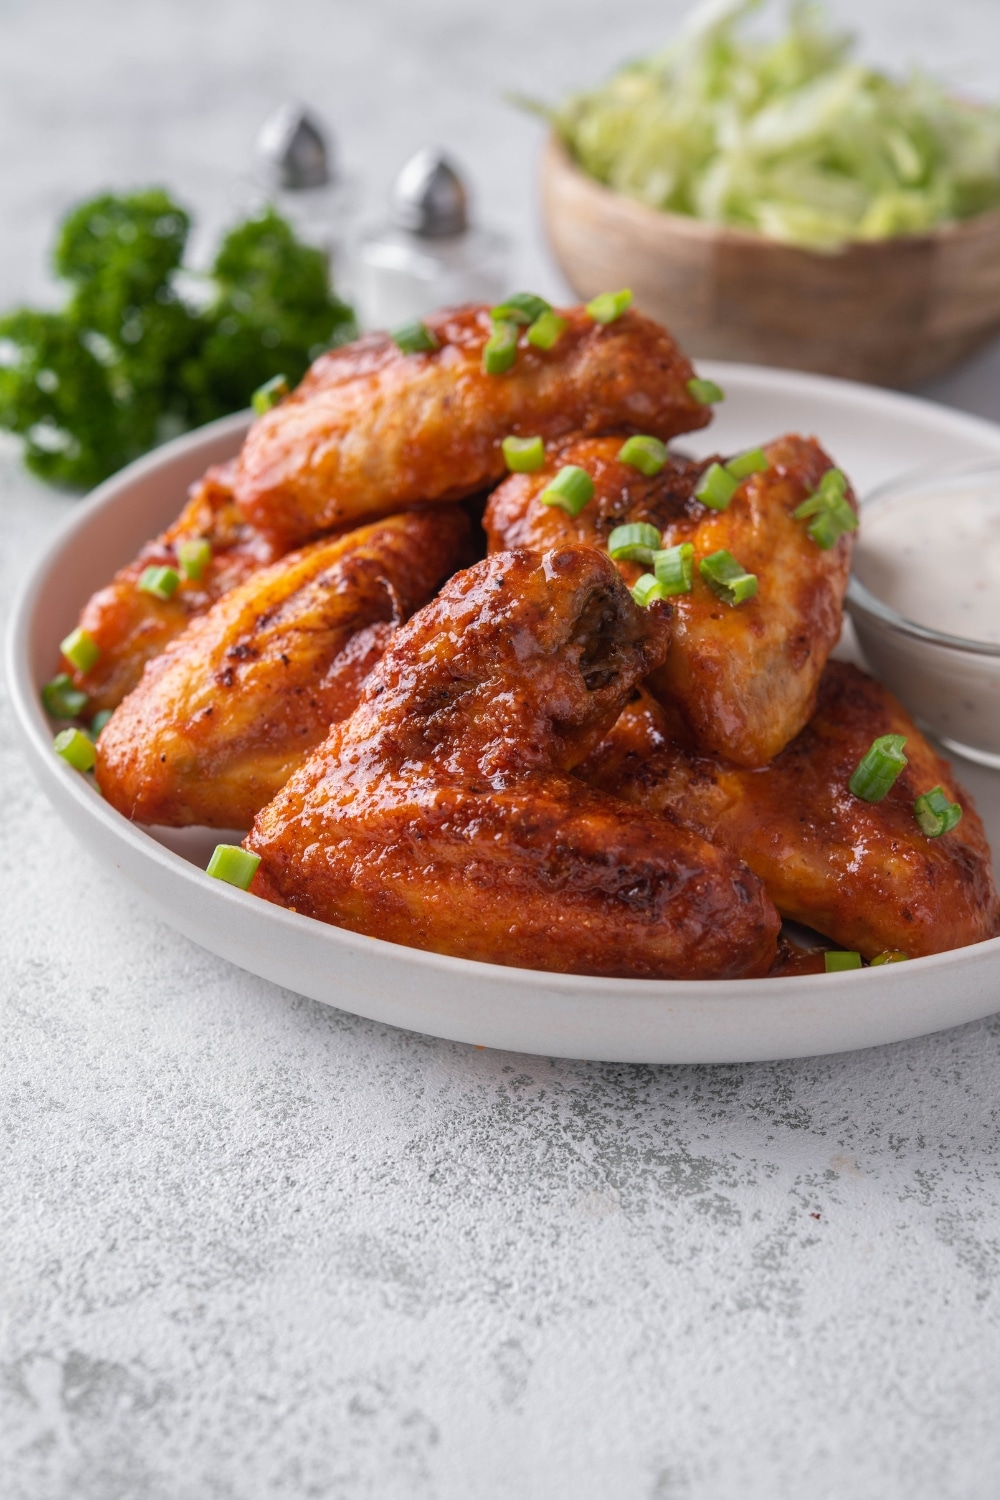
[53,726,96,772]
[727,447,769,481]
[59,626,100,674]
[792,469,858,549]
[251,373,289,414]
[913,785,963,837]
[871,950,908,965]
[391,320,438,355]
[849,734,908,802]
[177,537,212,581]
[90,709,113,736]
[617,435,668,476]
[687,377,725,405]
[492,292,551,325]
[824,950,862,972]
[653,542,694,595]
[695,462,739,511]
[539,465,595,516]
[607,522,662,564]
[631,573,669,607]
[482,319,519,375]
[501,435,545,473]
[41,673,89,719]
[138,565,180,601]
[526,310,568,349]
[699,549,758,606]
[206,844,261,890]
[586,288,632,324]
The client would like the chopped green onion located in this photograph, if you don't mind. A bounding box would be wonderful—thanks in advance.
[391,320,438,355]
[586,288,633,324]
[491,292,551,325]
[526,310,568,349]
[699,549,758,605]
[251,373,289,414]
[849,734,908,802]
[726,447,769,481]
[41,673,89,719]
[695,462,739,511]
[138,565,180,601]
[617,435,668,477]
[59,626,100,674]
[90,709,113,737]
[687,377,725,405]
[206,844,261,890]
[53,726,96,772]
[631,573,669,607]
[824,950,862,972]
[871,950,909,965]
[501,435,545,473]
[482,319,519,375]
[607,522,662,564]
[913,786,963,838]
[653,542,694,595]
[177,537,212,582]
[539,465,594,516]
[792,469,858,549]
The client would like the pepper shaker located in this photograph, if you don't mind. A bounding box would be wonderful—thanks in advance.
[254,103,356,283]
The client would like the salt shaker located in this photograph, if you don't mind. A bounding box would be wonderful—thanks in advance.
[354,148,510,330]
[254,103,356,282]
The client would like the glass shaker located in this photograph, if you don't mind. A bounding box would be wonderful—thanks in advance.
[254,103,356,288]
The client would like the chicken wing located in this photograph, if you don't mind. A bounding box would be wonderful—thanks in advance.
[96,508,470,829]
[485,433,855,766]
[233,304,712,544]
[244,546,781,980]
[578,663,1000,958]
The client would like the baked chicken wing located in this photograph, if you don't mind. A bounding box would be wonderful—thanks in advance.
[233,304,712,544]
[485,433,855,766]
[244,546,781,980]
[96,508,469,828]
[578,663,1000,958]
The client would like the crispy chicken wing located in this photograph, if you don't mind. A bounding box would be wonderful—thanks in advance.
[244,546,781,980]
[485,433,855,766]
[578,663,1000,958]
[233,304,712,544]
[96,508,469,828]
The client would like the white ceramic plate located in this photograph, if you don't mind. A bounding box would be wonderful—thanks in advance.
[8,364,1000,1063]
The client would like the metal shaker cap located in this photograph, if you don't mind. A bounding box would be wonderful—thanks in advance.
[257,103,333,190]
[391,148,469,238]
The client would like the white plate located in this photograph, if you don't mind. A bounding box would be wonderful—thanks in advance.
[7,365,1000,1063]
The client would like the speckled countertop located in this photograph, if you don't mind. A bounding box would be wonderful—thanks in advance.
[4,3,1000,1496]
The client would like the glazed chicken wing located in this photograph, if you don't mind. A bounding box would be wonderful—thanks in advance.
[97,508,469,828]
[244,546,781,980]
[578,663,1000,958]
[233,304,712,544]
[485,434,855,766]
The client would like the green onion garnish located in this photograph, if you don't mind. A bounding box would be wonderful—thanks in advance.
[251,373,289,414]
[653,542,694,595]
[824,950,862,972]
[870,950,908,965]
[41,673,89,719]
[586,288,633,324]
[138,565,180,601]
[526,310,568,349]
[491,292,551,325]
[848,734,907,802]
[53,726,96,772]
[687,377,725,405]
[177,537,212,582]
[391,320,438,355]
[695,462,739,511]
[539,465,595,516]
[699,549,758,605]
[482,319,519,375]
[501,435,545,473]
[206,844,261,890]
[59,626,100,674]
[90,709,113,737]
[617,435,668,477]
[792,468,858,549]
[727,447,769,480]
[631,573,669,607]
[607,522,662,564]
[913,785,963,837]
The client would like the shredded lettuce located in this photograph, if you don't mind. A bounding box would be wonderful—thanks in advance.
[549,0,1000,251]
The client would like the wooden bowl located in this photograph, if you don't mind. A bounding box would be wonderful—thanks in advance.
[541,135,1000,387]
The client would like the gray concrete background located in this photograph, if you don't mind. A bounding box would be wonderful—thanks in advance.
[3,2,1000,1496]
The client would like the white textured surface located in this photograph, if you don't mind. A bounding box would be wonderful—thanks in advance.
[3,3,1000,1496]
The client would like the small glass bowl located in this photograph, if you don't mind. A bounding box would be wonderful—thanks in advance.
[847,459,1000,771]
